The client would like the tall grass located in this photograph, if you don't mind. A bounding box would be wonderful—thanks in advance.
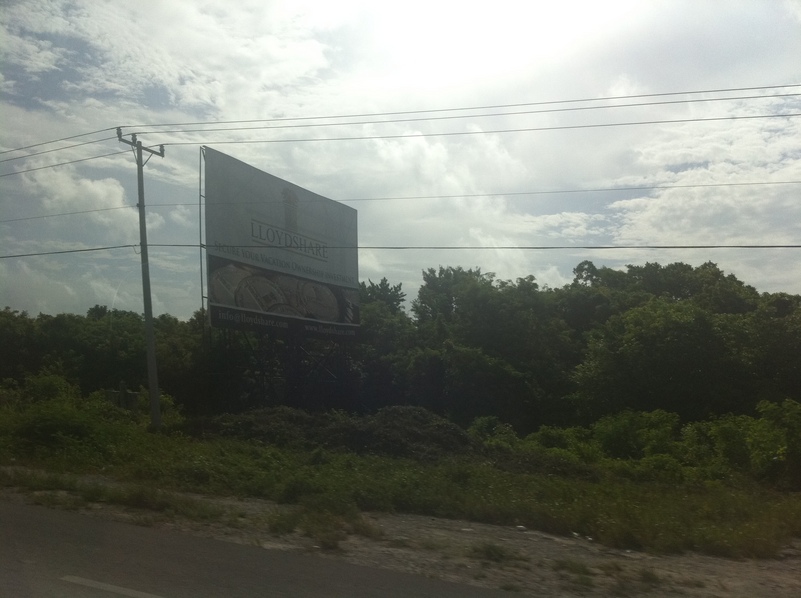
[1,389,799,558]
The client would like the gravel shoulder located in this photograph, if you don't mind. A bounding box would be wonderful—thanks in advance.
[1,475,799,597]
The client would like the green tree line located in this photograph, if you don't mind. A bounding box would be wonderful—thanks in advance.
[1,260,799,431]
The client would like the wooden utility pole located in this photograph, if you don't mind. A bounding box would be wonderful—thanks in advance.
[117,128,164,430]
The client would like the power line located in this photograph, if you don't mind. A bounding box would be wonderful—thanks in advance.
[338,180,801,201]
[5,180,800,224]
[130,93,801,137]
[165,112,801,147]
[3,84,797,159]
[123,83,801,129]
[2,91,798,178]
[1,91,794,174]
[0,245,136,259]
[0,150,130,178]
[353,245,801,250]
[0,127,118,156]
[153,243,801,250]
[0,206,133,224]
[4,242,799,260]
[0,136,119,164]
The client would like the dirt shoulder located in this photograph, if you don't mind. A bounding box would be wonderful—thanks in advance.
[1,476,799,597]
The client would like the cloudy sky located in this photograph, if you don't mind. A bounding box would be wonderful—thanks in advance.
[2,0,801,319]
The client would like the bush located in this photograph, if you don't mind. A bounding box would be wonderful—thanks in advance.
[23,373,80,403]
[359,406,476,460]
[592,410,680,459]
[756,399,801,489]
[487,444,601,480]
[468,415,519,449]
[14,400,95,450]
[603,454,685,483]
[200,405,475,461]
[8,397,133,467]
[525,425,601,463]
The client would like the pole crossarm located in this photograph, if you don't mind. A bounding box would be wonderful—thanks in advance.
[117,127,165,157]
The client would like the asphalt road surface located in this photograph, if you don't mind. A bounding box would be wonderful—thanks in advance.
[1,501,510,597]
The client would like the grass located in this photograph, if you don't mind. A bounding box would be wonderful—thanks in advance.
[638,567,662,585]
[0,467,226,522]
[468,541,526,564]
[266,503,383,549]
[30,490,86,510]
[2,401,801,559]
[418,537,449,551]
[499,582,522,592]
[552,559,596,591]
[597,561,623,576]
[552,558,593,576]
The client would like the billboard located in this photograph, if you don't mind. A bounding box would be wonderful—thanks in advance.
[204,148,359,338]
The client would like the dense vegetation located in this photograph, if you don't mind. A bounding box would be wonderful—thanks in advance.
[1,260,800,556]
[2,260,798,428]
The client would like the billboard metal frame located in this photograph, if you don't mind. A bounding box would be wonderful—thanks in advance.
[197,147,360,409]
[201,147,359,341]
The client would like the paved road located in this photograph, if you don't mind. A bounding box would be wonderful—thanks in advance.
[1,501,510,597]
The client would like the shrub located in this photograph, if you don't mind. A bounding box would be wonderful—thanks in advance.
[603,454,685,483]
[525,425,601,463]
[0,378,23,408]
[592,410,680,459]
[360,406,475,460]
[756,399,801,489]
[468,415,519,449]
[23,373,80,403]
[201,405,475,461]
[14,400,97,451]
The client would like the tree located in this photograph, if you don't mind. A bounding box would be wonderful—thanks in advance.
[360,278,406,313]
[354,299,416,410]
[0,308,38,380]
[571,299,754,421]
[411,266,494,326]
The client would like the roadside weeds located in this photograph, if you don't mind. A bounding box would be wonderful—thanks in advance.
[2,466,799,597]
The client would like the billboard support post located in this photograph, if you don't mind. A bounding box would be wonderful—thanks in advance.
[118,129,164,430]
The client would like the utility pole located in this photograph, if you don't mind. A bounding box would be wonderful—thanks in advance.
[117,128,164,430]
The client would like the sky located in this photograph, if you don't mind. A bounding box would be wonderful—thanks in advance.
[1,0,801,320]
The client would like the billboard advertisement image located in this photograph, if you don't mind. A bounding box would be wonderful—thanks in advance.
[204,148,359,338]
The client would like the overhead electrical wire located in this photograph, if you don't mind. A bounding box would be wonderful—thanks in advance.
[6,109,797,177]
[4,180,801,224]
[130,93,801,136]
[162,113,801,147]
[0,136,119,164]
[0,150,130,178]
[338,180,801,201]
[156,244,801,250]
[5,107,798,178]
[0,245,137,259]
[123,83,801,129]
[1,83,798,263]
[2,83,798,160]
[0,83,797,181]
[0,126,118,156]
[4,243,801,260]
[0,206,133,224]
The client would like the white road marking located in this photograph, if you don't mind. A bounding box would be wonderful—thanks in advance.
[61,576,166,598]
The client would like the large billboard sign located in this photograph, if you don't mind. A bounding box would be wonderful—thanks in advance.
[204,148,359,339]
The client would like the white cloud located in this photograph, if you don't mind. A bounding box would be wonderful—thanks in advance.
[785,0,801,23]
[2,0,801,319]
[17,167,138,242]
[0,30,66,75]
